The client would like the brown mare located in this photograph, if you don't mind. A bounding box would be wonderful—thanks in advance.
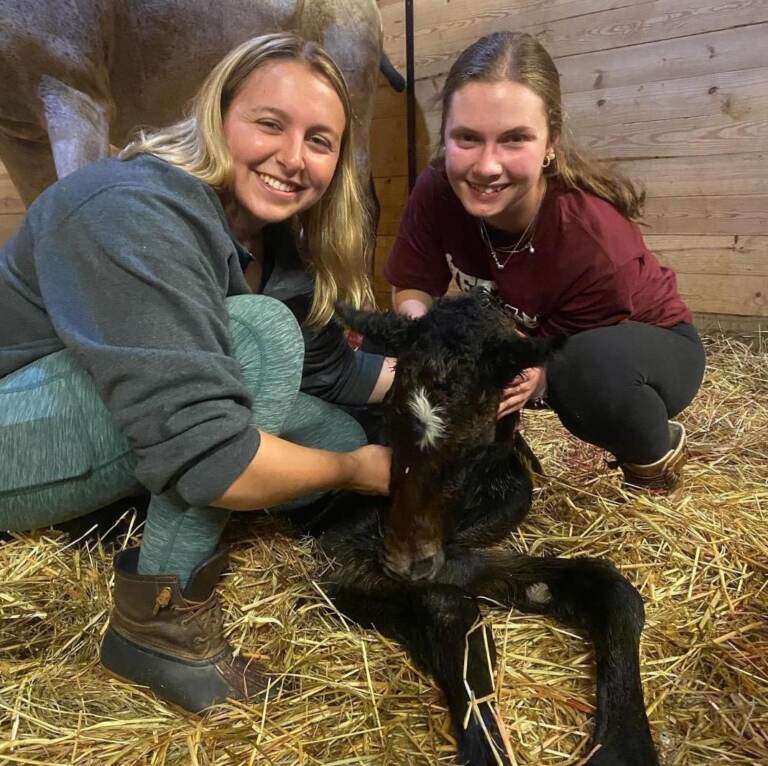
[0,0,399,205]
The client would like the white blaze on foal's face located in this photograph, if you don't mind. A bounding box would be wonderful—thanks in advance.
[408,387,447,450]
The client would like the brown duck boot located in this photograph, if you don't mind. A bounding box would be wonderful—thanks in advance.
[619,421,688,492]
[100,546,268,713]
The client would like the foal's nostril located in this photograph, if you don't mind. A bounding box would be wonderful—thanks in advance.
[381,550,408,580]
[409,557,434,580]
[409,549,446,581]
[381,548,446,582]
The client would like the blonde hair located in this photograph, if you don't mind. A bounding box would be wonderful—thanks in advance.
[120,32,373,325]
[437,31,645,221]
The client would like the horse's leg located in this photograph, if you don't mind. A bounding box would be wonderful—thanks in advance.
[491,410,545,476]
[329,578,511,766]
[447,442,534,548]
[37,76,111,179]
[447,422,545,548]
[296,0,380,241]
[437,550,659,766]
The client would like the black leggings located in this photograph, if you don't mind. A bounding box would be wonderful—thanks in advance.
[544,322,705,464]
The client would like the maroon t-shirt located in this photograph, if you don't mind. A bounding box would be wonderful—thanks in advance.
[385,164,692,336]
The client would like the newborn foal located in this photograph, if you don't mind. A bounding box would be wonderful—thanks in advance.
[293,291,659,766]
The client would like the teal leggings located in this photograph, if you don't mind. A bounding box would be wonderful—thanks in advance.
[0,296,367,585]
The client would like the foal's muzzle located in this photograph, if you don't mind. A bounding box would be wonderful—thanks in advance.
[381,547,446,582]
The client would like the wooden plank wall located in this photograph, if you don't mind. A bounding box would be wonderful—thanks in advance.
[371,0,768,329]
[2,1,766,331]
[0,166,23,245]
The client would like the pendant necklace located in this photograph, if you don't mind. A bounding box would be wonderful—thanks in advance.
[478,181,546,270]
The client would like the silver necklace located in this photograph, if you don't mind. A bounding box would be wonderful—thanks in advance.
[479,217,536,270]
[478,183,546,270]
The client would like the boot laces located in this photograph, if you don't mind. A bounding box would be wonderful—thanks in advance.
[173,594,223,637]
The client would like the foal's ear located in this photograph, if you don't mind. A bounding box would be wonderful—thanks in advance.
[481,332,565,388]
[335,304,416,354]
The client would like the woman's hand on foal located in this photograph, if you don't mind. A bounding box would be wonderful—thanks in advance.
[498,366,547,418]
[344,444,392,495]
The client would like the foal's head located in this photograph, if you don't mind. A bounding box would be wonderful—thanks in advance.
[339,290,558,581]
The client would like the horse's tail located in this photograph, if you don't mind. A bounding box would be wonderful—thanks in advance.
[379,52,405,92]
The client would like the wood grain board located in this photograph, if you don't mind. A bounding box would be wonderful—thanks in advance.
[1,3,766,326]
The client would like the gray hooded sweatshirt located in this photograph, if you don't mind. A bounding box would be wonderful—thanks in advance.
[0,154,382,506]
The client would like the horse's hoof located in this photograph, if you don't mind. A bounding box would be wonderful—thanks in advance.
[456,702,511,765]
[585,738,659,766]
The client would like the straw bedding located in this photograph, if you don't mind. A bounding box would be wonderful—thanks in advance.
[1,333,766,765]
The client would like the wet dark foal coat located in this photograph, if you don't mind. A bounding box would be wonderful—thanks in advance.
[291,291,660,766]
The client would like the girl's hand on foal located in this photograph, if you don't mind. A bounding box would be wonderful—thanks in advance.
[497,366,547,419]
[344,445,392,495]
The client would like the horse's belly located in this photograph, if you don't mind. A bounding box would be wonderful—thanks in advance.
[109,1,297,141]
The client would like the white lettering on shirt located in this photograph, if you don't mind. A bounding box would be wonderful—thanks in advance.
[445,252,495,293]
[444,252,540,330]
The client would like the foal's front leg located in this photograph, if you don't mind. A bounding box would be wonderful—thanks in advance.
[438,551,659,766]
[329,578,511,766]
[446,441,535,547]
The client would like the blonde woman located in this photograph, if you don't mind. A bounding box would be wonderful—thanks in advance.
[387,31,705,492]
[0,33,393,711]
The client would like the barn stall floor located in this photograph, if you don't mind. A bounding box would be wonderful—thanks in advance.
[1,333,766,765]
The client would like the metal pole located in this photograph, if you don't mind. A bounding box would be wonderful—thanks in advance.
[405,0,416,192]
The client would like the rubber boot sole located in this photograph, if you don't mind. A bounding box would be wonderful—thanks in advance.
[100,626,244,714]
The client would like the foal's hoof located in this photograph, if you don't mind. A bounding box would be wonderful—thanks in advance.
[586,738,660,766]
[456,701,511,765]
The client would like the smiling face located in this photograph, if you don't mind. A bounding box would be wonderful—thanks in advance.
[443,80,555,231]
[221,59,347,229]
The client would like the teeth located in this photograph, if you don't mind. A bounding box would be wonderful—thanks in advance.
[469,182,507,195]
[259,173,299,193]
